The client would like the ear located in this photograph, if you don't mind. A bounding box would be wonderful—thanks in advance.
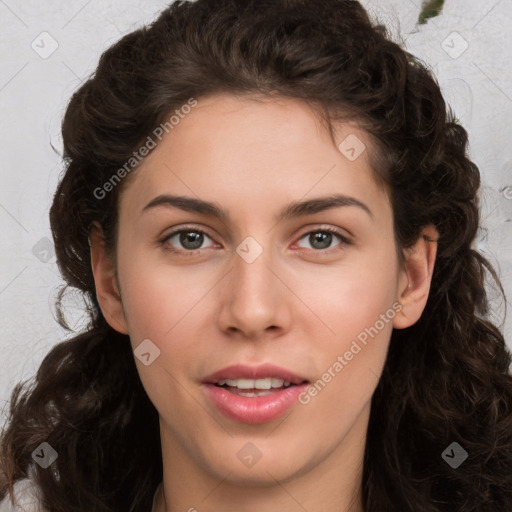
[393,224,438,329]
[89,222,129,334]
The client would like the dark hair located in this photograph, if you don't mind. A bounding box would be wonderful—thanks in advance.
[1,1,511,511]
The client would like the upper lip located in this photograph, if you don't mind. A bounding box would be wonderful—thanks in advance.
[203,363,309,385]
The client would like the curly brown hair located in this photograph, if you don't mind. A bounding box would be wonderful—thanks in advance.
[1,1,511,511]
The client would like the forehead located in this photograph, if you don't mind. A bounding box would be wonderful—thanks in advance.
[117,93,390,222]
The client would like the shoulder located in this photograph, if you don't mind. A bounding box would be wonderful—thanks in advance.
[0,478,47,512]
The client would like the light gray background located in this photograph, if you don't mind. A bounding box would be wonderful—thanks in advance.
[1,0,511,424]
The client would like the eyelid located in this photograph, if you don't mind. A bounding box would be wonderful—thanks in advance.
[294,224,352,243]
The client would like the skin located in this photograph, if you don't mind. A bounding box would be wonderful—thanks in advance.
[90,93,437,512]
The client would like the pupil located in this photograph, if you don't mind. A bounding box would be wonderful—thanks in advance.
[311,232,331,250]
[180,231,203,250]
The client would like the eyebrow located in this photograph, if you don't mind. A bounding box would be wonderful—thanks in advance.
[142,193,373,222]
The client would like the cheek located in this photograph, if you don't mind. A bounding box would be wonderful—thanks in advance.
[118,258,211,418]
[117,251,210,341]
[293,247,398,407]
[295,247,399,344]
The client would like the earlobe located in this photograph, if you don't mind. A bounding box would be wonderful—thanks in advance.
[89,223,129,334]
[392,224,438,329]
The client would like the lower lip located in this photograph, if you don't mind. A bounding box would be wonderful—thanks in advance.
[203,383,308,424]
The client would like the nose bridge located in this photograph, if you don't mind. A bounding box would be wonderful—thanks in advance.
[232,234,277,305]
[218,232,288,335]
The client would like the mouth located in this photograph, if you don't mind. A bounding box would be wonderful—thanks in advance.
[214,377,302,397]
[203,363,309,390]
[202,364,310,423]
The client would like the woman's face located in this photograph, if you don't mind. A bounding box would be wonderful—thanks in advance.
[96,93,419,486]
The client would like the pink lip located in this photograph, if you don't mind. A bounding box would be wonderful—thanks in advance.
[202,363,309,424]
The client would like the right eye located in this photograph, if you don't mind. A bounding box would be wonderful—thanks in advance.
[160,227,217,254]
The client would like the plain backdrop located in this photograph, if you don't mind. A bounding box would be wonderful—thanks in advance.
[1,0,511,425]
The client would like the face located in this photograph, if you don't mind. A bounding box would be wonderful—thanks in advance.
[93,93,428,489]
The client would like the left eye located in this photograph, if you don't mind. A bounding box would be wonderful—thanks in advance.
[296,229,348,251]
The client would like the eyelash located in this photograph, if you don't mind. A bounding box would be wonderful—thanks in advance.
[159,225,352,256]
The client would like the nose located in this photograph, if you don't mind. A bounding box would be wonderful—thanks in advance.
[216,238,292,340]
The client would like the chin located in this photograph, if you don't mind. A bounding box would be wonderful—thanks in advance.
[197,438,321,486]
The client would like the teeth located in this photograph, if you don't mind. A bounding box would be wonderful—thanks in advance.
[217,377,292,389]
[271,378,284,388]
